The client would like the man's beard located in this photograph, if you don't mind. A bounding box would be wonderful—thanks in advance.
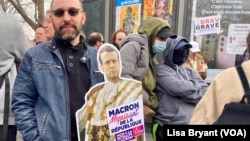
[55,23,81,41]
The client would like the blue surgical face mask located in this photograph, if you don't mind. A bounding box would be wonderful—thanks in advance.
[153,40,167,53]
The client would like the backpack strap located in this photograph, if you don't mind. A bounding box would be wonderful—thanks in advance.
[0,75,4,89]
[236,65,250,103]
[2,71,10,141]
[236,49,248,66]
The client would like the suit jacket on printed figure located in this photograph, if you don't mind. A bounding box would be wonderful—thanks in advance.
[76,79,142,141]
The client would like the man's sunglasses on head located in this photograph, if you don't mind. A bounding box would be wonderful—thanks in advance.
[51,7,82,17]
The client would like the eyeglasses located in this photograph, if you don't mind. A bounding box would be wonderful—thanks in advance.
[100,40,105,43]
[51,7,82,17]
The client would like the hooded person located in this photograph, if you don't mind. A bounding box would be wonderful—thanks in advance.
[152,36,208,141]
[183,41,208,80]
[119,17,177,117]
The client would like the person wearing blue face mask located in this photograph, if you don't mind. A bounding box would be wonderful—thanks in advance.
[152,28,172,53]
[152,40,167,53]
[153,27,175,66]
[152,36,208,141]
[119,17,176,119]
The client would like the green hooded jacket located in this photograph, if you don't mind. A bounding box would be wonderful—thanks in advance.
[137,17,171,110]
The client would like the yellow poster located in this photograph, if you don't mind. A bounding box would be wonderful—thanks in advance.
[143,0,156,20]
[115,0,142,33]
[143,0,173,20]
[119,5,140,34]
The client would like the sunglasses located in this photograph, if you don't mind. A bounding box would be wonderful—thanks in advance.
[51,7,82,17]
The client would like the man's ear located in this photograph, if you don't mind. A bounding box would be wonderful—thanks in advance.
[81,12,86,25]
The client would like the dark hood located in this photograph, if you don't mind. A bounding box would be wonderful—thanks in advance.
[163,36,190,67]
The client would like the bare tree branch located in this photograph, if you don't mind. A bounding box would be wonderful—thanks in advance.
[7,0,45,31]
[8,0,37,30]
[37,0,44,25]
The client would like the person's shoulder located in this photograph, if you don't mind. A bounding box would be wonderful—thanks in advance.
[86,83,105,99]
[85,44,98,56]
[156,64,172,74]
[37,40,52,49]
[86,44,97,52]
[212,65,238,82]
[156,63,169,70]
[120,33,147,50]
[27,41,52,52]
[2,12,17,21]
[91,83,105,91]
[241,60,250,78]
[120,78,142,90]
[1,13,21,30]
[126,33,147,41]
[241,59,250,67]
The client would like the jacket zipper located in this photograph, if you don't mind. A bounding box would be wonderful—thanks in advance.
[35,62,62,69]
[53,49,71,140]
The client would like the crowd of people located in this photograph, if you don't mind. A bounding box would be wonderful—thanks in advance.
[1,0,250,141]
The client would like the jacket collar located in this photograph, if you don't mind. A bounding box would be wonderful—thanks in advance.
[48,35,86,52]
